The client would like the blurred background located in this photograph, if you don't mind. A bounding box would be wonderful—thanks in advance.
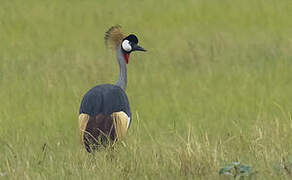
[1,0,292,179]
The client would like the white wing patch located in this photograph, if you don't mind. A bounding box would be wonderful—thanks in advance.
[124,112,131,129]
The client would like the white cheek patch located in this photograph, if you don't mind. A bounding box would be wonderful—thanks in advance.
[122,40,132,52]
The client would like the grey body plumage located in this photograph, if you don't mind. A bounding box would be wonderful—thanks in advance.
[79,84,131,118]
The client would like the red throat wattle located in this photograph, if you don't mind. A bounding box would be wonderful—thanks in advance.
[124,53,130,64]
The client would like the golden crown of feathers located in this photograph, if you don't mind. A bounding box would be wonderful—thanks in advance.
[104,25,126,50]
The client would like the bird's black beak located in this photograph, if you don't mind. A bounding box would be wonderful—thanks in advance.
[132,43,146,52]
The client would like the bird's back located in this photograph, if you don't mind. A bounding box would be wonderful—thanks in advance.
[79,84,131,117]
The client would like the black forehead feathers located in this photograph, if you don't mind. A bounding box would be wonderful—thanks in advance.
[124,34,138,44]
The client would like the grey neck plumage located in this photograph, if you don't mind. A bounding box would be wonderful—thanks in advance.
[115,47,127,91]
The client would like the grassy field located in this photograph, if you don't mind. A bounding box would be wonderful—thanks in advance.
[1,0,292,179]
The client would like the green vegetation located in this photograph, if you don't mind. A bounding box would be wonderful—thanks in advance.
[1,0,292,179]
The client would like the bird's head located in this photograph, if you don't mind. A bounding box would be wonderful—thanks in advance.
[121,34,146,64]
[104,25,146,64]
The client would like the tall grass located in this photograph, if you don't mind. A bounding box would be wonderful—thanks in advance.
[1,0,292,179]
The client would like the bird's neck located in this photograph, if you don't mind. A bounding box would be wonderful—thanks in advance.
[115,47,127,91]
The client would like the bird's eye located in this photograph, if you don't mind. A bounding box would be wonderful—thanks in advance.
[122,40,132,52]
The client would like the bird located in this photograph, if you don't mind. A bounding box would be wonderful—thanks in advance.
[78,25,146,152]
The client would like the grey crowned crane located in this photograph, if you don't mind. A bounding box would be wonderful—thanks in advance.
[78,25,146,152]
